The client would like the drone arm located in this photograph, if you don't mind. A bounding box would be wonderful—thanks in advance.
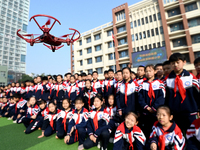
[69,28,81,42]
[49,20,57,31]
[16,29,31,43]
[32,18,43,31]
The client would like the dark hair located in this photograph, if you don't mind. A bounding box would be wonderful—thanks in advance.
[108,69,114,73]
[70,75,75,79]
[13,93,21,99]
[104,70,108,75]
[138,65,145,70]
[92,71,98,75]
[64,73,71,77]
[122,67,131,74]
[57,74,63,78]
[169,53,186,62]
[85,79,91,84]
[75,97,84,103]
[38,100,46,105]
[88,73,92,76]
[28,96,36,101]
[145,64,155,71]
[162,60,170,66]
[117,70,122,74]
[78,74,81,77]
[42,76,48,81]
[125,112,138,122]
[155,63,163,69]
[48,101,56,107]
[52,75,57,80]
[75,73,79,76]
[157,105,172,116]
[194,57,200,65]
[62,98,71,107]
[94,93,103,102]
[81,72,87,77]
[131,71,137,76]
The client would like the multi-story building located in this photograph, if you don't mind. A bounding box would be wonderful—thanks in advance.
[0,0,30,75]
[71,0,200,79]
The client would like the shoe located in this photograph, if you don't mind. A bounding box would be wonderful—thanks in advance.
[13,120,17,123]
[97,141,101,149]
[7,117,11,120]
[109,137,114,143]
[101,147,107,150]
[78,144,84,150]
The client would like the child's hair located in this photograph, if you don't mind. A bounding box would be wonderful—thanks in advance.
[145,64,155,71]
[42,76,48,81]
[85,79,91,84]
[138,65,145,70]
[38,100,46,105]
[122,67,131,74]
[125,112,138,122]
[104,70,108,75]
[194,57,200,65]
[75,97,84,103]
[162,60,170,66]
[94,93,103,102]
[64,73,71,77]
[13,93,21,99]
[154,63,163,69]
[62,98,71,107]
[92,71,98,75]
[70,75,75,79]
[117,70,122,74]
[131,71,137,76]
[169,53,186,62]
[28,96,36,101]
[88,73,92,76]
[75,73,79,76]
[48,101,56,107]
[157,105,172,116]
[57,74,63,78]
[108,69,114,73]
[81,72,87,77]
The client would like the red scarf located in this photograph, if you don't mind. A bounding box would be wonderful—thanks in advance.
[68,86,73,98]
[56,84,60,97]
[174,75,186,103]
[41,83,44,95]
[128,132,134,150]
[87,91,91,106]
[92,81,96,89]
[125,83,128,105]
[106,80,111,92]
[50,114,55,130]
[93,111,99,131]
[158,130,168,150]
[62,111,69,132]
[15,98,23,113]
[148,82,155,106]
[75,114,80,142]
[109,107,113,117]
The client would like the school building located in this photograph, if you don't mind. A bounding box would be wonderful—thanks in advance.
[71,0,200,79]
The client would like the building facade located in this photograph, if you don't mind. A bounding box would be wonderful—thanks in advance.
[71,0,200,79]
[0,0,30,75]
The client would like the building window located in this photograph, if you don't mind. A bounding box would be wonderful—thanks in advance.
[108,41,114,48]
[167,8,181,17]
[107,30,113,36]
[87,47,92,54]
[0,71,6,77]
[157,12,161,20]
[134,21,137,27]
[194,52,200,59]
[147,30,150,37]
[118,38,127,45]
[145,17,148,24]
[138,19,141,26]
[182,53,190,63]
[87,58,92,64]
[139,32,142,40]
[162,41,165,47]
[137,47,139,51]
[157,42,161,47]
[109,65,116,71]
[21,54,26,62]
[141,18,144,25]
[149,44,152,49]
[133,48,136,52]
[94,34,101,40]
[96,67,103,74]
[80,60,83,66]
[153,14,157,21]
[88,69,93,74]
[153,43,156,48]
[160,26,164,34]
[188,17,200,28]
[119,50,128,58]
[172,38,187,47]
[86,37,91,43]
[117,25,126,33]
[191,34,200,44]
[120,63,129,69]
[155,28,159,35]
[141,46,143,51]
[185,2,198,12]
[108,53,115,60]
[95,45,101,51]
[95,56,102,63]
[132,34,134,41]
[170,22,184,32]
[143,31,146,39]
[130,22,133,29]
[79,40,82,46]
[145,45,148,50]
[116,10,126,22]
[149,15,152,22]
[80,70,83,74]
[80,50,82,56]
[135,34,138,41]
[22,24,27,32]
[151,29,155,36]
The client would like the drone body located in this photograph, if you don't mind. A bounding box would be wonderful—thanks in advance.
[17,14,80,52]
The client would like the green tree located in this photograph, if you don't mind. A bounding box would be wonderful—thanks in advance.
[18,74,33,83]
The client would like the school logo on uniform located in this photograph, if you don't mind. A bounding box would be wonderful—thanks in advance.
[153,85,157,88]
[99,114,103,119]
[185,81,190,87]
[130,88,134,92]
[166,135,172,141]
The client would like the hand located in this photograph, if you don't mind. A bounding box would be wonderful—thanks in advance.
[198,112,200,118]
[54,100,57,104]
[17,114,21,119]
[89,135,97,143]
[38,99,41,101]
[31,115,36,119]
[5,112,8,116]
[69,127,75,136]
[150,143,157,150]
[38,132,44,138]
[118,110,122,116]
[64,135,70,143]
[48,96,51,100]
[20,109,24,113]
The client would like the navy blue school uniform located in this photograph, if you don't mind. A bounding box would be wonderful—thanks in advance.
[65,83,80,106]
[34,83,43,100]
[13,98,27,121]
[56,108,73,139]
[21,104,40,134]
[113,122,146,150]
[0,102,9,116]
[102,78,117,106]
[136,76,147,85]
[20,87,26,99]
[13,87,21,95]
[6,89,11,99]
[25,86,34,100]
[186,118,200,150]
[5,103,16,117]
[114,80,123,95]
[148,121,185,150]
[78,80,85,97]
[16,102,29,124]
[82,87,97,110]
[41,83,50,102]
[92,79,102,94]
[52,82,67,109]
[116,79,139,116]
[138,78,166,138]
[42,109,61,137]
[164,69,200,132]
[33,107,49,130]
[66,108,88,145]
[83,107,110,150]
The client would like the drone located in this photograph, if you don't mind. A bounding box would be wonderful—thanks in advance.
[16,14,80,52]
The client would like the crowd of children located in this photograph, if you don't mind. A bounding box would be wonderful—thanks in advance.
[0,52,200,150]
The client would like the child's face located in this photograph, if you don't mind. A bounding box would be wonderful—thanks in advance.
[157,109,173,126]
[145,67,155,79]
[104,73,108,79]
[29,97,36,106]
[93,98,103,109]
[11,83,15,87]
[37,77,41,83]
[10,99,16,104]
[195,62,200,74]
[8,85,11,88]
[16,83,20,87]
[137,67,145,77]
[114,73,117,79]
[57,76,62,83]
[108,71,114,79]
[117,72,123,81]
[108,96,114,106]
[75,100,84,111]
[155,66,163,77]
[43,80,48,84]
[87,75,92,81]
[30,83,34,86]
[14,97,20,102]
[67,75,71,81]
[49,79,53,83]
[92,73,98,80]
[123,69,131,80]
[39,103,46,110]
[131,73,136,80]
[62,100,70,110]
[2,98,7,103]
[171,60,186,73]
[163,64,172,76]
[70,77,75,83]
[85,81,91,89]
[75,74,78,80]
[125,114,137,129]
[34,78,37,84]
[82,76,86,81]
[48,103,56,113]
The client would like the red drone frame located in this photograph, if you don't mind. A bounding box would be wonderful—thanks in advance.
[16,14,80,52]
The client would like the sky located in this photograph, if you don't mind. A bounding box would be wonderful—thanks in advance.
[26,0,141,76]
